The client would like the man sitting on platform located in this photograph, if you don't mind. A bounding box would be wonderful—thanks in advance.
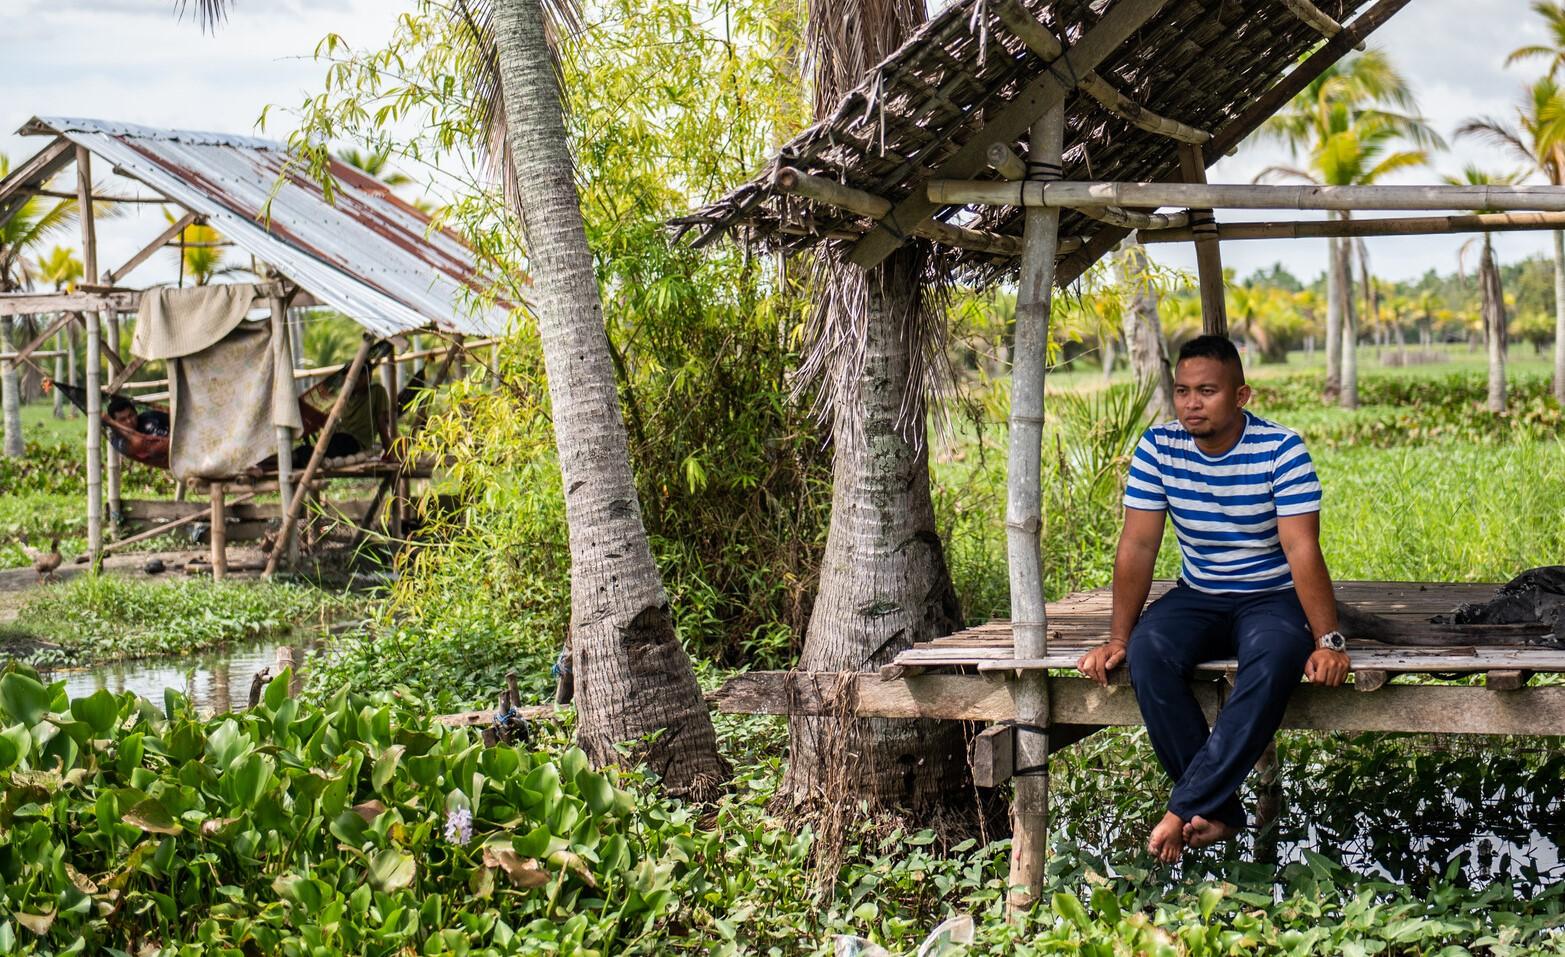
[1076,334,1351,863]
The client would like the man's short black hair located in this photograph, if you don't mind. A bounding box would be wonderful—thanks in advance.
[1176,334,1245,384]
[107,397,136,418]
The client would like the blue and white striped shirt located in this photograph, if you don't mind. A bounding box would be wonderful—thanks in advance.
[1123,411,1322,594]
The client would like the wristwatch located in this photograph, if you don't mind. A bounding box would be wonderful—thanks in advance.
[1317,630,1347,653]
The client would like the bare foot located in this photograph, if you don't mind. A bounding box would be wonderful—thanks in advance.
[1148,811,1186,863]
[1184,815,1239,850]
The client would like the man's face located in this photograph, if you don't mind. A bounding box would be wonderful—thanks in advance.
[1173,356,1251,439]
[109,407,136,429]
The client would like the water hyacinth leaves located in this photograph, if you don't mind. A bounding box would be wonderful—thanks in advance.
[0,664,668,953]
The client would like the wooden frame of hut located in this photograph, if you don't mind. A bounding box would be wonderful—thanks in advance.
[0,118,512,578]
[676,0,1565,908]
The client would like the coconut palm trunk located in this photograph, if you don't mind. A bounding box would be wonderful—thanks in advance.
[1554,229,1565,403]
[780,0,967,810]
[1115,239,1175,419]
[1336,226,1359,409]
[491,0,727,798]
[1480,236,1508,412]
[1324,229,1343,397]
[1,321,21,458]
[782,249,966,808]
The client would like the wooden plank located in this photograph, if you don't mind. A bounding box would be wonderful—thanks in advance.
[122,498,379,523]
[1486,670,1532,691]
[972,725,1013,788]
[846,0,1174,269]
[712,672,1565,736]
[0,137,74,229]
[0,292,137,317]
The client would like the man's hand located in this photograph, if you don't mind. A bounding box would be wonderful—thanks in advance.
[1304,649,1350,687]
[1077,638,1128,687]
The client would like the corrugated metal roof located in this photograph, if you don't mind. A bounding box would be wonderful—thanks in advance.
[24,116,512,339]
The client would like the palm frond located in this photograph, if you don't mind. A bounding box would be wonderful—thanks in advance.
[176,0,231,33]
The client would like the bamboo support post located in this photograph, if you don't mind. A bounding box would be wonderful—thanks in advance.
[104,355,147,396]
[992,0,1210,144]
[380,358,404,541]
[1006,105,1064,919]
[772,167,1023,257]
[1179,145,1228,337]
[209,482,228,581]
[105,309,123,529]
[1138,210,1565,243]
[269,294,298,565]
[263,337,375,578]
[847,0,1172,269]
[9,312,74,366]
[1280,0,1365,48]
[76,147,103,563]
[925,179,1565,213]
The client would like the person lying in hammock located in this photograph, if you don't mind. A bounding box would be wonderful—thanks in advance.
[105,397,171,469]
[289,368,396,468]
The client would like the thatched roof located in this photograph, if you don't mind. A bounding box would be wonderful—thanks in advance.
[675,0,1407,286]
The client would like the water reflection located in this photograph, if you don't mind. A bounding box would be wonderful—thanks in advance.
[44,638,314,715]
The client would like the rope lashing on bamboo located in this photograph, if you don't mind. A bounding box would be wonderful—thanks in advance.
[1280,0,1367,49]
[1078,205,1191,230]
[991,0,1212,145]
[997,721,1052,777]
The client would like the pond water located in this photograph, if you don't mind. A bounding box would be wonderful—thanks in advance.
[44,637,313,714]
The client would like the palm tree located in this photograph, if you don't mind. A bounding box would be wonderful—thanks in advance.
[781,0,969,811]
[1507,1,1565,77]
[1258,50,1443,408]
[1115,238,1176,417]
[34,246,83,419]
[1446,165,1525,412]
[185,0,730,798]
[1458,77,1565,404]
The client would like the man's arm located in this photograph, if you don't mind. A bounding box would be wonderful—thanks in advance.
[1277,512,1350,687]
[1078,507,1165,685]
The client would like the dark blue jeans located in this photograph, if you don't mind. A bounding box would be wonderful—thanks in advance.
[1126,582,1314,830]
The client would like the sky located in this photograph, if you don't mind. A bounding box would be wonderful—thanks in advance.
[0,0,1557,285]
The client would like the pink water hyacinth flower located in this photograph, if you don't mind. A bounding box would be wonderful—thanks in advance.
[444,807,474,844]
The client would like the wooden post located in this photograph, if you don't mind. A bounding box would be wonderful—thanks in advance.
[264,337,375,578]
[1006,105,1064,918]
[268,294,298,565]
[104,309,122,528]
[1178,145,1228,337]
[379,355,403,540]
[76,147,104,563]
[209,482,228,581]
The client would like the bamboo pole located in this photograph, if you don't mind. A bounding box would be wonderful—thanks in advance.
[1138,210,1565,243]
[379,357,403,541]
[76,147,103,563]
[1179,145,1228,337]
[108,212,199,285]
[1280,0,1366,48]
[987,143,1027,181]
[105,309,122,529]
[772,167,1023,257]
[926,179,1565,213]
[263,337,375,578]
[269,294,297,566]
[1080,206,1190,230]
[209,482,228,581]
[992,0,1211,145]
[847,0,1172,269]
[1006,105,1064,918]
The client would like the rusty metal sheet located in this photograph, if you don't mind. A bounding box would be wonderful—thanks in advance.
[26,117,511,339]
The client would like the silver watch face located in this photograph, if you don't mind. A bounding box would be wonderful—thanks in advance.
[1319,632,1346,653]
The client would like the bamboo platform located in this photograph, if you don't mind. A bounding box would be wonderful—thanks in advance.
[889,580,1564,679]
[711,582,1565,763]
